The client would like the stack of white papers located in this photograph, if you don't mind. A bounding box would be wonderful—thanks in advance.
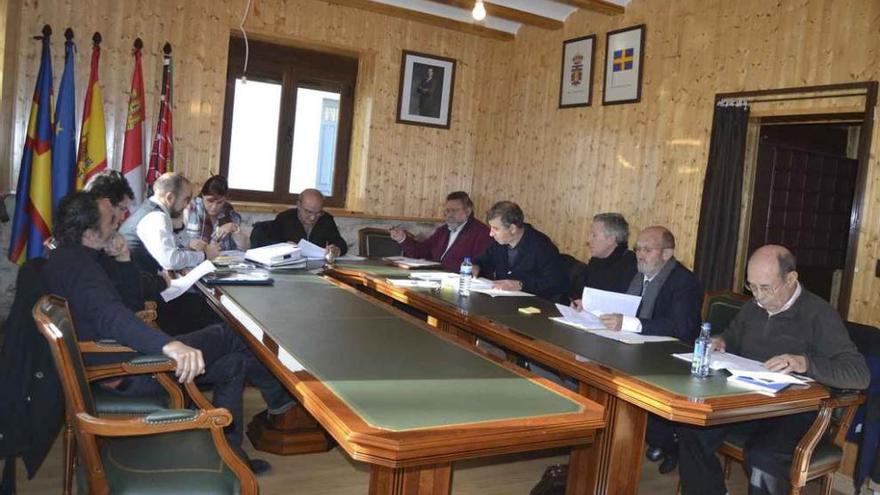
[383,256,442,269]
[297,239,327,260]
[410,271,457,281]
[386,278,441,289]
[245,242,303,267]
[556,303,604,329]
[582,287,641,316]
[161,260,216,302]
[550,316,678,344]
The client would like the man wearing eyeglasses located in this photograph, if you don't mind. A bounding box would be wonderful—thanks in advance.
[678,245,868,495]
[250,188,347,256]
[389,191,492,272]
[596,225,703,474]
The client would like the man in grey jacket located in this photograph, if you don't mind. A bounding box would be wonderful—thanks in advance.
[678,244,869,495]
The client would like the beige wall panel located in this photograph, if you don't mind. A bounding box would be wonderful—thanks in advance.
[473,0,880,325]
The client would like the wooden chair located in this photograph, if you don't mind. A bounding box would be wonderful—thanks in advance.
[358,226,402,257]
[33,295,257,495]
[718,390,864,495]
[701,290,751,335]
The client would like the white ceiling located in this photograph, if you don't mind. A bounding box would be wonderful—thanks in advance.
[368,0,631,35]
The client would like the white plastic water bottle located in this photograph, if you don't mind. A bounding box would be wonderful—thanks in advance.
[459,257,473,297]
[691,322,712,378]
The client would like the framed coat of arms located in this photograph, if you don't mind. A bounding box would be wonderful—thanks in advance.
[559,35,595,108]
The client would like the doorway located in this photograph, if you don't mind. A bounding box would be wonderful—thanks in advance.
[746,123,861,308]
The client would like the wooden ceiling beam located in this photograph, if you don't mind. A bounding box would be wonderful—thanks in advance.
[323,0,515,41]
[429,0,563,30]
[555,0,625,15]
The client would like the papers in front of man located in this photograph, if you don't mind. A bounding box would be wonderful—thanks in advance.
[470,288,535,297]
[386,278,441,289]
[550,316,678,344]
[161,260,216,302]
[213,250,246,266]
[673,351,766,373]
[726,370,807,396]
[383,256,442,269]
[556,303,605,329]
[245,242,303,267]
[582,287,641,317]
[297,239,328,260]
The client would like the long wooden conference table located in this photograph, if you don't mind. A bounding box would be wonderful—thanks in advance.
[325,260,831,495]
[198,270,605,495]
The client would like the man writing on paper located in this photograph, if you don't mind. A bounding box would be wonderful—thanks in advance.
[596,225,703,473]
[250,188,348,256]
[389,191,492,272]
[678,245,869,495]
[472,201,566,300]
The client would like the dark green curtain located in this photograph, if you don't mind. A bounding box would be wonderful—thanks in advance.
[693,103,750,291]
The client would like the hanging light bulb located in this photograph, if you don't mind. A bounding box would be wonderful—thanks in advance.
[472,0,486,21]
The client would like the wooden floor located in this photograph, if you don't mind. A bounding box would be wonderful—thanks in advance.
[13,388,847,494]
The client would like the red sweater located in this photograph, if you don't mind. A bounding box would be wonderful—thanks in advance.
[400,217,493,272]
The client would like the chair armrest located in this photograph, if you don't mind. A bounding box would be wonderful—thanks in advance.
[826,389,865,409]
[79,339,136,353]
[86,355,177,382]
[75,407,232,437]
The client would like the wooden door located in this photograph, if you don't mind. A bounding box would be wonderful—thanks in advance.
[747,143,858,303]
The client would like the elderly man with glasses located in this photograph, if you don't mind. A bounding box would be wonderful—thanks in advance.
[250,188,347,255]
[678,245,868,495]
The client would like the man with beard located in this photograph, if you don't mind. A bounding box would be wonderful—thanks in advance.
[120,172,221,335]
[389,191,492,272]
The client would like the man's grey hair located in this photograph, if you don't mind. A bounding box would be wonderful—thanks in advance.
[153,172,189,197]
[593,212,629,245]
[486,201,524,228]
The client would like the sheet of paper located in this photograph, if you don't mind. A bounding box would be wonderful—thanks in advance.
[439,276,494,291]
[582,287,641,316]
[551,317,678,344]
[470,288,535,297]
[161,260,216,302]
[297,239,327,260]
[728,369,807,385]
[386,278,440,289]
[673,352,767,373]
[410,271,458,281]
[383,256,442,268]
[556,303,604,329]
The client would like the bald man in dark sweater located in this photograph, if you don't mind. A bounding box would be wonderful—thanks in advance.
[678,245,869,495]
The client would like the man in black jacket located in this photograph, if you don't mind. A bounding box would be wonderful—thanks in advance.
[570,212,638,304]
[473,201,566,300]
[598,226,703,474]
[250,188,348,255]
[679,245,869,495]
[42,192,296,473]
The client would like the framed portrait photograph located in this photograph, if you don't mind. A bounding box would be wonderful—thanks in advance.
[559,35,596,108]
[602,24,646,105]
[396,50,457,129]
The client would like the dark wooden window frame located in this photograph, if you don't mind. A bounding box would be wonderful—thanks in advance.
[220,37,358,207]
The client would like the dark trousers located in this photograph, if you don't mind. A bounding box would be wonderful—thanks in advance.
[156,291,222,336]
[646,414,678,454]
[678,411,817,495]
[108,323,295,448]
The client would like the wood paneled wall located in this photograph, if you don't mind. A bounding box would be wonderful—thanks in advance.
[472,0,880,325]
[1,0,501,218]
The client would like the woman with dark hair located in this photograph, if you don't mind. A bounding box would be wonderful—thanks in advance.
[184,175,243,250]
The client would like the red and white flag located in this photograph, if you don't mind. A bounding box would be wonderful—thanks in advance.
[120,38,146,206]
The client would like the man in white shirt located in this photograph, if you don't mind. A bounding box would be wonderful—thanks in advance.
[120,172,222,335]
[121,172,220,273]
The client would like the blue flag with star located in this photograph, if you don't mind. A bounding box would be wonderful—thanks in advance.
[51,32,76,211]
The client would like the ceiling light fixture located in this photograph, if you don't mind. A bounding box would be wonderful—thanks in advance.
[472,0,486,21]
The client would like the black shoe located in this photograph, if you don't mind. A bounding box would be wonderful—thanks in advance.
[249,458,272,476]
[529,463,568,495]
[658,454,678,474]
[645,446,664,462]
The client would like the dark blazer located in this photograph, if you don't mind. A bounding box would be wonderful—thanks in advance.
[400,216,493,272]
[0,259,63,488]
[474,224,567,300]
[637,261,703,342]
[570,243,638,298]
[250,208,348,255]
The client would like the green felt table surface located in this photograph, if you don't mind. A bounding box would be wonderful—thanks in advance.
[220,273,585,432]
[332,261,754,399]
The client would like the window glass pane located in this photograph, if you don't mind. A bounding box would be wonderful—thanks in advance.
[228,79,281,192]
[289,88,341,196]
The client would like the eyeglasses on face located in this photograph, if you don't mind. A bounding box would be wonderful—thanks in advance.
[744,280,785,296]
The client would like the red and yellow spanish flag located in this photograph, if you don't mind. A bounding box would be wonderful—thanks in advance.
[8,25,54,264]
[75,32,107,189]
